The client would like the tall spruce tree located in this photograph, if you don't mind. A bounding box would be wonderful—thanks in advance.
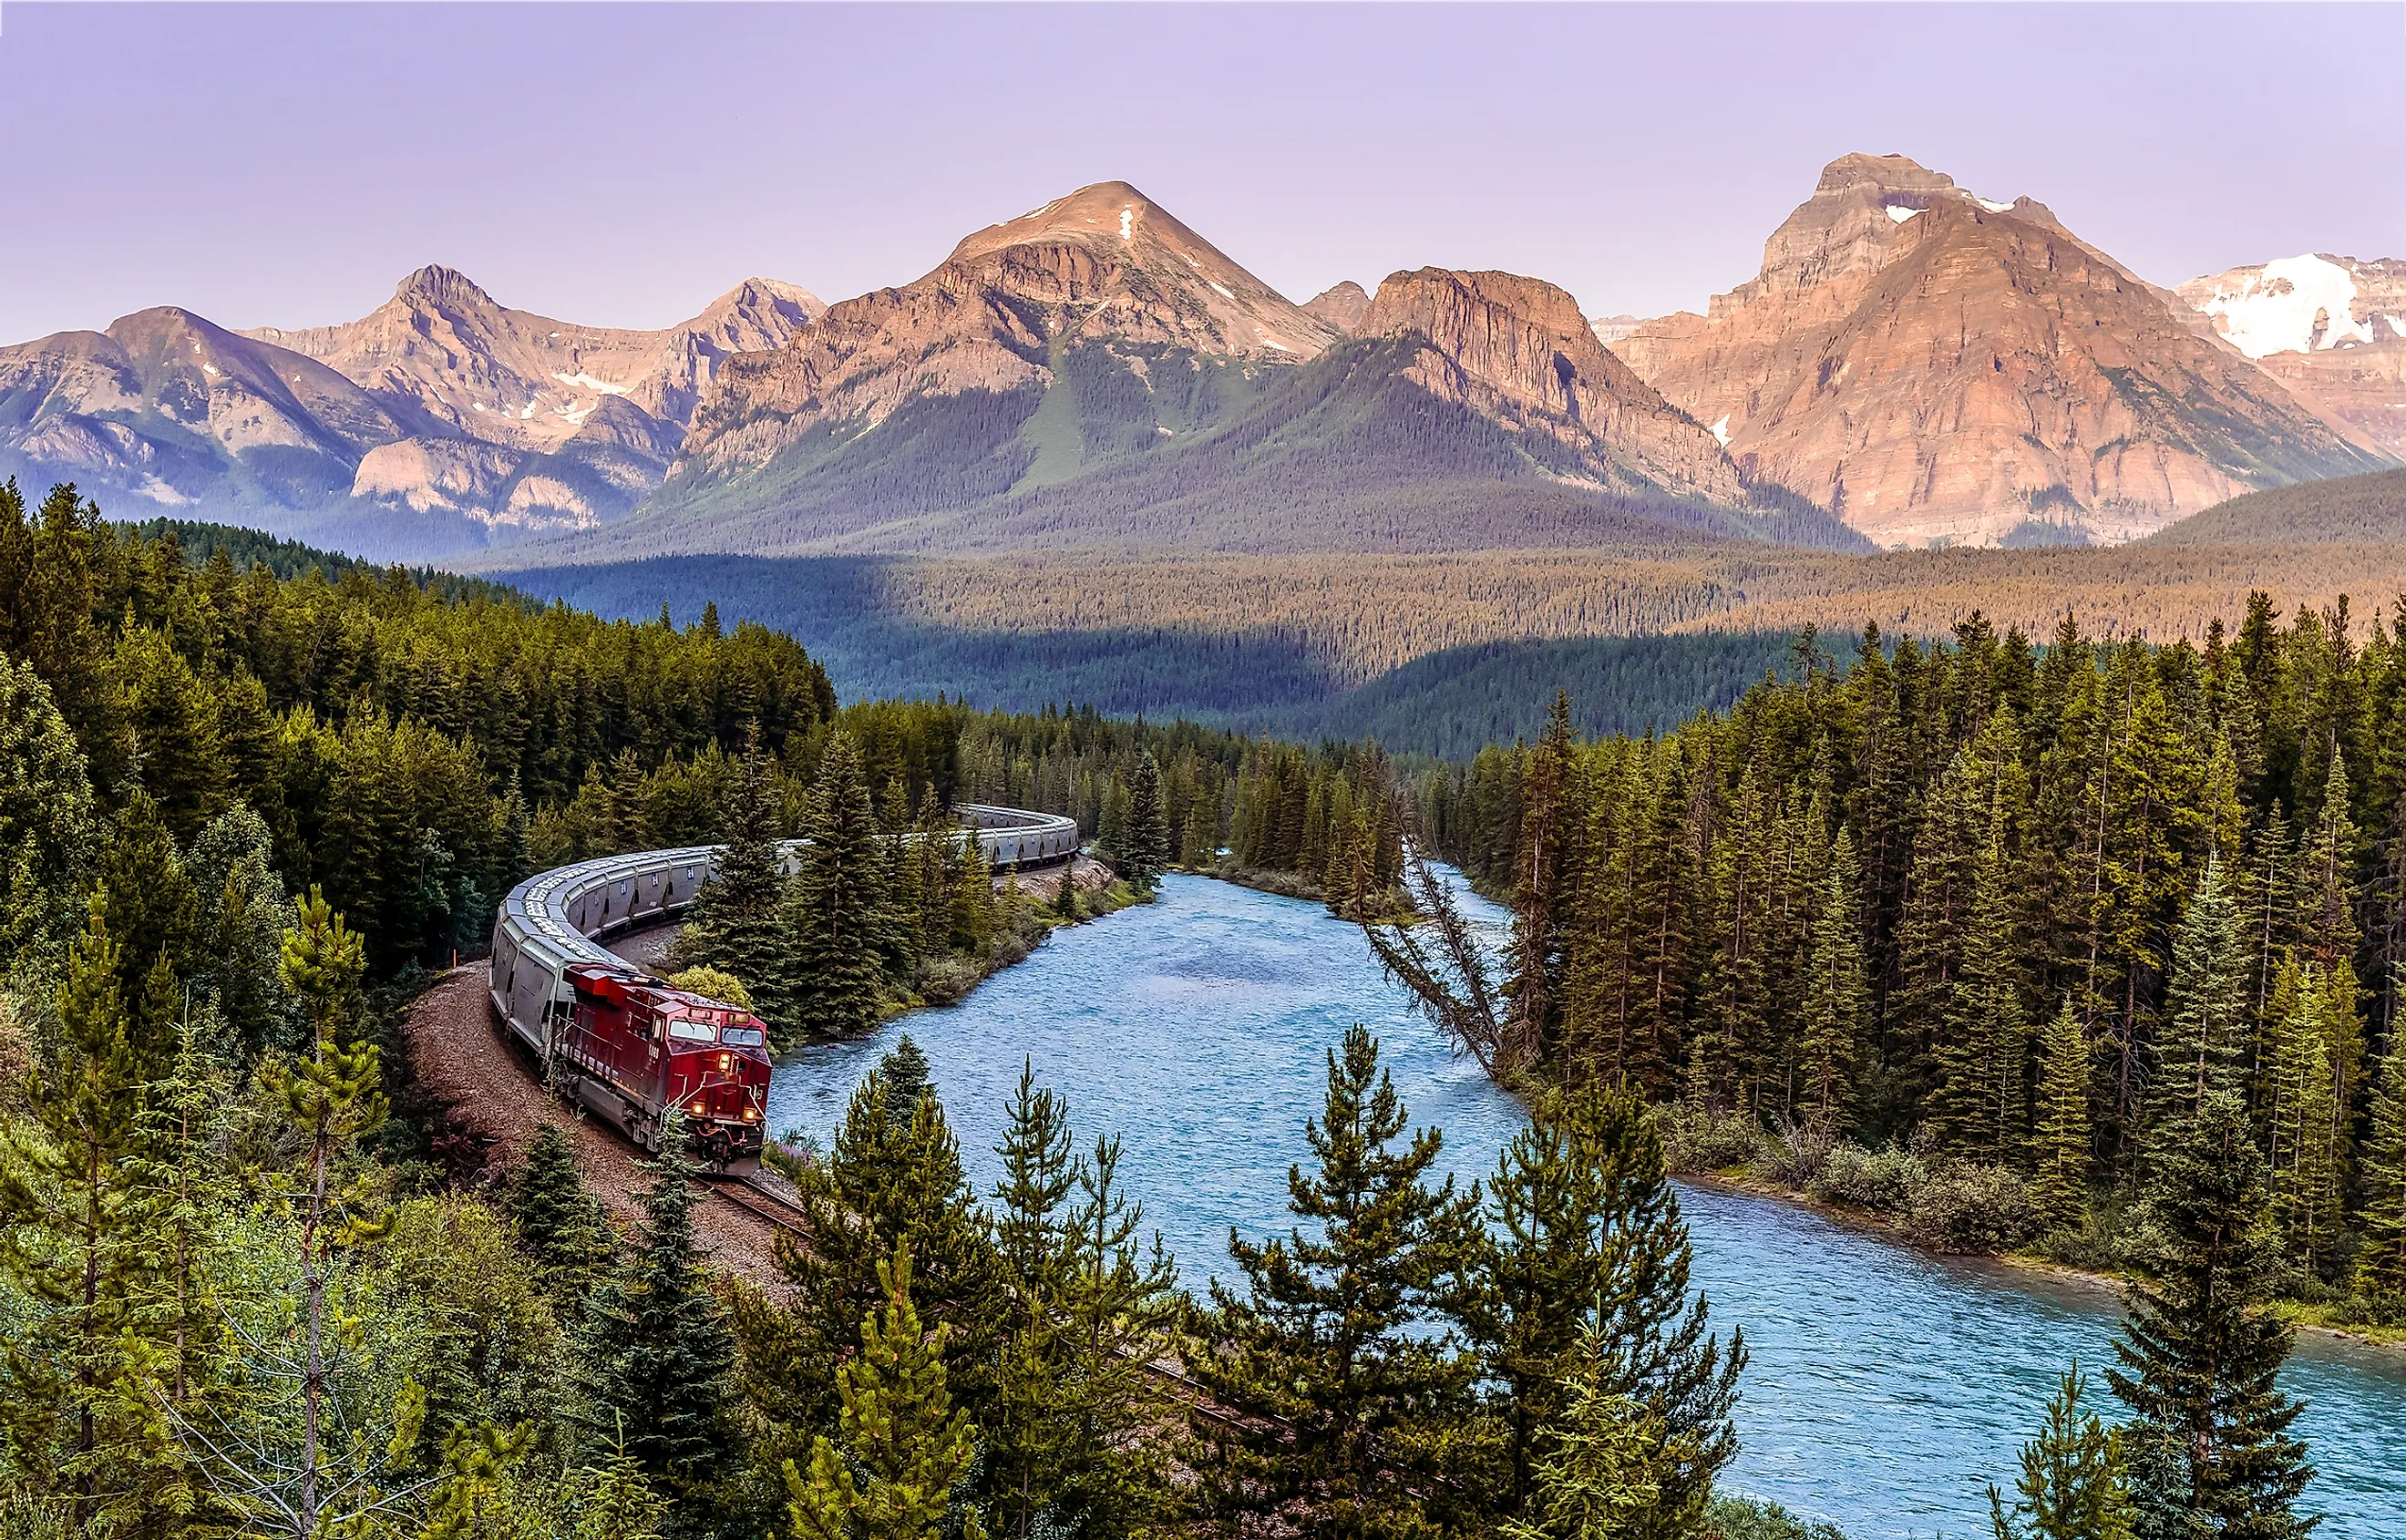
[989,1064,1075,1540]
[1455,1083,1743,1527]
[2031,1000,2095,1233]
[1192,1023,1470,1540]
[0,892,154,1528]
[2351,1014,2406,1298]
[571,1120,737,1509]
[684,724,792,1027]
[1122,749,1171,892]
[2147,857,2251,1152]
[1799,826,1870,1135]
[2263,964,2343,1279]
[509,1119,614,1318]
[782,730,893,1042]
[2108,1092,2316,1538]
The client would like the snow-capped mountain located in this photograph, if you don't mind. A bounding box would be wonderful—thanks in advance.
[2177,254,2406,458]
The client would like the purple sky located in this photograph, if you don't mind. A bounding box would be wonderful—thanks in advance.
[3,3,2401,343]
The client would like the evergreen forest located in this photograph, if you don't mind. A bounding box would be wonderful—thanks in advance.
[0,477,2369,1539]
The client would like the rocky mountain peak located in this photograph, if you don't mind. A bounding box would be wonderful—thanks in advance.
[1303,282,1372,334]
[1813,152,1961,196]
[394,264,498,310]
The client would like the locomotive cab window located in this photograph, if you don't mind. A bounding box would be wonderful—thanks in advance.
[722,1025,765,1048]
[668,1018,715,1043]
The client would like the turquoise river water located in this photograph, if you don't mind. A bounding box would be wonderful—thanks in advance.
[765,874,2406,1537]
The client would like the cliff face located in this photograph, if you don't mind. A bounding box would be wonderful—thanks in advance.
[674,181,1339,483]
[2178,255,2406,460]
[1614,154,2387,546]
[1357,268,1741,502]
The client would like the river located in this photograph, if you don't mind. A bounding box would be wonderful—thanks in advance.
[765,873,2406,1537]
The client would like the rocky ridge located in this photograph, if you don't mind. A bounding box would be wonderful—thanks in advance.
[1356,268,1741,503]
[671,181,1339,486]
[1612,154,2387,546]
[1303,281,1373,333]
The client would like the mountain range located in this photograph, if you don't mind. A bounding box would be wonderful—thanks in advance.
[3,156,2396,560]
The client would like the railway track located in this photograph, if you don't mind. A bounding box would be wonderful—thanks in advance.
[696,1173,809,1236]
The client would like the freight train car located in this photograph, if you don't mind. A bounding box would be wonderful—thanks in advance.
[488,806,1079,1171]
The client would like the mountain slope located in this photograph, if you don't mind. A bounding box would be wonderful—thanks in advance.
[1613,153,2389,547]
[2177,254,2406,460]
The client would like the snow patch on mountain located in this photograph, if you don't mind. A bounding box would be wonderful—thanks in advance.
[2191,254,2375,358]
[1887,204,1924,223]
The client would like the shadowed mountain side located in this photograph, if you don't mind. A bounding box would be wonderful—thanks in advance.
[1309,632,1799,759]
[2140,467,2406,546]
[489,552,1800,754]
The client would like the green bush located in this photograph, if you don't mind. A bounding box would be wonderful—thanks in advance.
[1657,1104,1767,1174]
[1705,1494,1849,1540]
[1905,1163,2038,1253]
[1809,1143,1925,1214]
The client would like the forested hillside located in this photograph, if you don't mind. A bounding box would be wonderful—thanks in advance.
[499,532,2406,749]
[2143,467,2406,546]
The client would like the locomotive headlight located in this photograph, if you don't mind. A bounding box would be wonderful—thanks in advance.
[689,1102,704,1116]
[743,1106,758,1121]
[718,1052,731,1073]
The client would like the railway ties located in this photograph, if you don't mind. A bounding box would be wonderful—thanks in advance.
[694,1173,808,1237]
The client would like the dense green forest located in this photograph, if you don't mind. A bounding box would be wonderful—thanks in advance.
[1395,603,2405,1322]
[0,482,1867,1539]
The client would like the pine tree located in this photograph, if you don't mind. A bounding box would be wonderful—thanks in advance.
[1050,1130,1178,1540]
[2108,1092,2316,1538]
[989,1064,1074,1540]
[1799,826,1870,1135]
[1501,1331,1679,1540]
[571,1119,737,1506]
[2031,1001,2094,1234]
[765,1042,1003,1441]
[782,730,893,1042]
[509,1119,613,1314]
[1122,749,1171,892]
[2352,1016,2406,1299]
[1191,1023,1470,1540]
[2147,857,2252,1151]
[1987,1368,2134,1540]
[1932,839,2032,1164]
[1455,1083,1743,1526]
[0,891,153,1527]
[784,1242,985,1540]
[684,724,792,1026]
[2263,964,2343,1279]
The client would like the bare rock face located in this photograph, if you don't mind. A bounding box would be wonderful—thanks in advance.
[2177,255,2406,459]
[677,181,1338,481]
[0,307,430,510]
[1614,154,2387,546]
[1588,314,1643,344]
[1356,268,1742,502]
[1303,281,1373,334]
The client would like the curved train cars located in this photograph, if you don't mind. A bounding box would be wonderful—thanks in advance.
[488,805,1081,1173]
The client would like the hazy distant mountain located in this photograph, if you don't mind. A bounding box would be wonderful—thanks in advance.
[2176,255,2406,460]
[1613,154,2388,548]
[0,269,817,557]
[0,306,435,520]
[542,183,1850,562]
[245,267,820,534]
[1303,282,1373,334]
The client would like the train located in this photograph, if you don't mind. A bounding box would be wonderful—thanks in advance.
[488,804,1082,1174]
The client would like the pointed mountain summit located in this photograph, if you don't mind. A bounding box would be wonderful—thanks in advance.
[1304,282,1373,334]
[1614,153,2386,546]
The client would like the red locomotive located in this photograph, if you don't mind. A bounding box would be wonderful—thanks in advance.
[559,963,772,1175]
